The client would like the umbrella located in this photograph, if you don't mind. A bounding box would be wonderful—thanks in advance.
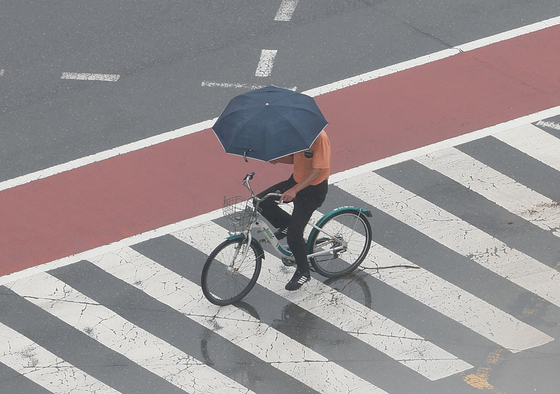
[212,86,328,162]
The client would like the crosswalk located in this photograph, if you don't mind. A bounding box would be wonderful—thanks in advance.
[1,119,560,393]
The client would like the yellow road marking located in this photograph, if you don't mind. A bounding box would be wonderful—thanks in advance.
[461,349,506,393]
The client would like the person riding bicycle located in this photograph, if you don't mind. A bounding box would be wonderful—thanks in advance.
[257,130,331,291]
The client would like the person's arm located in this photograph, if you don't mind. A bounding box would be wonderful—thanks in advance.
[269,155,294,165]
[279,168,321,203]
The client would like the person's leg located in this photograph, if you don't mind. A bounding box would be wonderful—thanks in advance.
[285,181,328,290]
[256,176,296,230]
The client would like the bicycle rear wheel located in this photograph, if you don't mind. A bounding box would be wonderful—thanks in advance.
[309,209,372,278]
[201,238,262,306]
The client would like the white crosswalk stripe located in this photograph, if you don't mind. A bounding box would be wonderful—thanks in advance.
[414,147,560,236]
[337,171,560,308]
[1,120,560,393]
[361,243,553,353]
[174,222,473,381]
[0,321,121,394]
[280,200,554,353]
[6,272,256,394]
[494,124,560,172]
[89,248,386,394]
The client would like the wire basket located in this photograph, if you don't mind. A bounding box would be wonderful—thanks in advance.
[223,196,256,231]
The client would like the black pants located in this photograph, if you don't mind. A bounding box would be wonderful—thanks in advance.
[257,175,328,273]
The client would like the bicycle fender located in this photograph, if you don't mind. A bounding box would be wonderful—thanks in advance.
[226,234,266,259]
[307,206,372,251]
[316,206,372,226]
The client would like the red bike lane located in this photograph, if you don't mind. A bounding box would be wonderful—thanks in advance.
[1,24,560,276]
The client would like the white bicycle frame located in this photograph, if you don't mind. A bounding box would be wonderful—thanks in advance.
[253,212,347,259]
[230,201,348,271]
[228,172,350,268]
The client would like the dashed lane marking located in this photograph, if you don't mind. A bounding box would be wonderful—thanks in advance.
[0,16,559,194]
[255,49,278,77]
[201,81,297,90]
[61,72,120,82]
[274,0,300,21]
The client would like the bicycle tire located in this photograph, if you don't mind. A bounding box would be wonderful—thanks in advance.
[201,238,262,305]
[308,209,372,278]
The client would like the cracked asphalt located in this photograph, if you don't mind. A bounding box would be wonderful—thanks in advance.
[1,1,560,393]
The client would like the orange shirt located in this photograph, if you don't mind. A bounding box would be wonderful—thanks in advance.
[293,130,331,185]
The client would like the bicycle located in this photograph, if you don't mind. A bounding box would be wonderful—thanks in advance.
[201,172,373,305]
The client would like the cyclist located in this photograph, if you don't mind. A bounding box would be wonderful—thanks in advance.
[257,130,331,290]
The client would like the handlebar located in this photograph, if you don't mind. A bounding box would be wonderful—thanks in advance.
[242,172,256,198]
[258,192,283,202]
[242,172,282,204]
[243,172,255,183]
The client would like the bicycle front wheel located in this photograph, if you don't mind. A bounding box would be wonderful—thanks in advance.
[309,210,372,278]
[201,237,262,306]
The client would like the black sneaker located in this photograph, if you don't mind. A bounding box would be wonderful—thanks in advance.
[285,271,310,291]
[275,227,288,240]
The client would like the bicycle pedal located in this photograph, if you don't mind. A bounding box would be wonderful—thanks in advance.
[282,258,296,267]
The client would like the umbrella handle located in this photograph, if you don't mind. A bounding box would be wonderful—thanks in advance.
[243,149,252,162]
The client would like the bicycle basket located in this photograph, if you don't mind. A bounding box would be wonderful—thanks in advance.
[223,196,256,231]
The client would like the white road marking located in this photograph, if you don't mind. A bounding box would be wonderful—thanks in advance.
[536,119,560,130]
[1,16,559,194]
[274,0,300,21]
[3,17,560,286]
[253,205,552,352]
[327,106,560,185]
[494,123,560,172]
[61,72,120,82]
[415,147,560,236]
[0,321,121,394]
[0,69,4,76]
[201,81,297,90]
[201,81,269,89]
[338,172,560,308]
[3,110,560,290]
[362,244,553,353]
[306,15,560,97]
[174,222,473,381]
[7,273,256,394]
[0,206,223,287]
[90,248,386,394]
[255,50,278,77]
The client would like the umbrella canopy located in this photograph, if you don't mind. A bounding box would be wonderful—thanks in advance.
[212,86,328,162]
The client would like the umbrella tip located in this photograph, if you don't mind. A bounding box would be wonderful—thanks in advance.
[265,102,269,106]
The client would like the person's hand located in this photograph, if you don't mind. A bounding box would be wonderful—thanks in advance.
[280,187,298,203]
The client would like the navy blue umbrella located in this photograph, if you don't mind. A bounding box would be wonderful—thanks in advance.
[212,86,328,162]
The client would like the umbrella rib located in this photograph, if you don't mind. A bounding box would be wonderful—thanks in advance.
[268,106,323,149]
[223,106,267,136]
